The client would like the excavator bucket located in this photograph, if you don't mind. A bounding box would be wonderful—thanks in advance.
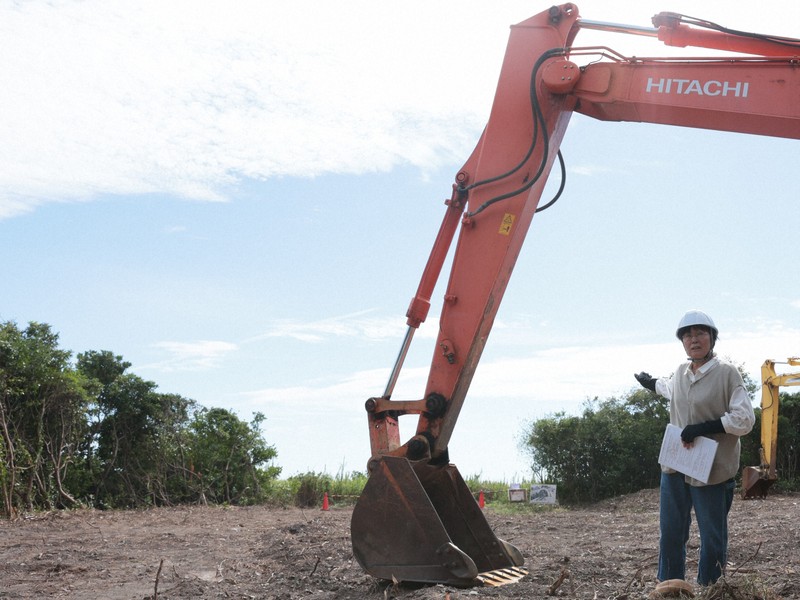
[351,456,526,587]
[741,448,777,499]
[741,466,775,499]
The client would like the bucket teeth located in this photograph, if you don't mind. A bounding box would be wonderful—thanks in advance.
[476,566,528,586]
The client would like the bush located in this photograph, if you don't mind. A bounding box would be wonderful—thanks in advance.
[291,472,331,507]
[520,390,669,504]
[284,469,367,508]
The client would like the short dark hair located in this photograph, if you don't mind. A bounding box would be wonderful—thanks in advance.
[678,325,717,345]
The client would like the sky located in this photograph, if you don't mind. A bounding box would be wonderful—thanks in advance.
[2,1,799,482]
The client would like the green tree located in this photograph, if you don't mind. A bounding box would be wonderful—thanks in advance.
[187,408,280,505]
[76,350,196,507]
[95,373,195,507]
[521,364,768,504]
[0,321,90,515]
[1,322,284,514]
[521,390,669,504]
[77,350,131,385]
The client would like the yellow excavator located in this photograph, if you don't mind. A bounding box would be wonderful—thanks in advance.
[741,357,800,499]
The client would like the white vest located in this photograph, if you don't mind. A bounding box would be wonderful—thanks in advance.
[664,360,744,486]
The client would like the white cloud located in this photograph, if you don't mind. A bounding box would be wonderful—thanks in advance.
[235,328,800,479]
[147,340,238,372]
[3,1,799,219]
[250,311,439,344]
[243,368,390,408]
[569,164,614,177]
[0,1,509,218]
[242,324,800,419]
[244,311,800,414]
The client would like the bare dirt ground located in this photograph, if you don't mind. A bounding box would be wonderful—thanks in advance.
[1,489,797,600]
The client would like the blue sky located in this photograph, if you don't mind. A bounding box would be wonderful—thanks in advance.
[2,1,799,481]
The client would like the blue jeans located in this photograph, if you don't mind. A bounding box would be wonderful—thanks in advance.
[659,472,735,585]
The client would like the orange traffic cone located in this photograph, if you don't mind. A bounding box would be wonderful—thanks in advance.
[478,490,485,509]
[321,492,330,511]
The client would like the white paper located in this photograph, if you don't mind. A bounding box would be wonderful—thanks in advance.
[658,423,719,484]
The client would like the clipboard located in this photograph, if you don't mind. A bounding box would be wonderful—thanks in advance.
[658,423,719,484]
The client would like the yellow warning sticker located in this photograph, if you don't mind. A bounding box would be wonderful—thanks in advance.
[498,213,515,236]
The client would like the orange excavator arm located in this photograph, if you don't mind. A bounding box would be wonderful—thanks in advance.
[352,4,800,586]
[565,48,800,139]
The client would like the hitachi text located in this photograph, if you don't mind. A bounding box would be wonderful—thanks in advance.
[645,77,749,98]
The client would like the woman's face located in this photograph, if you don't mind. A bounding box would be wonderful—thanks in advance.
[681,327,712,361]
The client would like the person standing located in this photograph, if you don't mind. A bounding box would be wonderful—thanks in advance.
[634,310,755,586]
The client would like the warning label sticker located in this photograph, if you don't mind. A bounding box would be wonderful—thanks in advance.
[498,213,515,236]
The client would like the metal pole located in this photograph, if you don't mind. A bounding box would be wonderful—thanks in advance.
[578,18,659,38]
[383,326,415,399]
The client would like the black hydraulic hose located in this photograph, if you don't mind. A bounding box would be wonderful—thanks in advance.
[462,47,567,217]
[674,14,800,50]
[534,149,566,214]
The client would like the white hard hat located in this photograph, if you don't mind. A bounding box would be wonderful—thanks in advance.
[676,310,718,340]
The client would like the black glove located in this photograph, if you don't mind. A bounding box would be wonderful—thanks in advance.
[680,419,725,443]
[634,371,657,392]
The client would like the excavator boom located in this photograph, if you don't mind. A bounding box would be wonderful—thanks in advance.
[352,4,800,585]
